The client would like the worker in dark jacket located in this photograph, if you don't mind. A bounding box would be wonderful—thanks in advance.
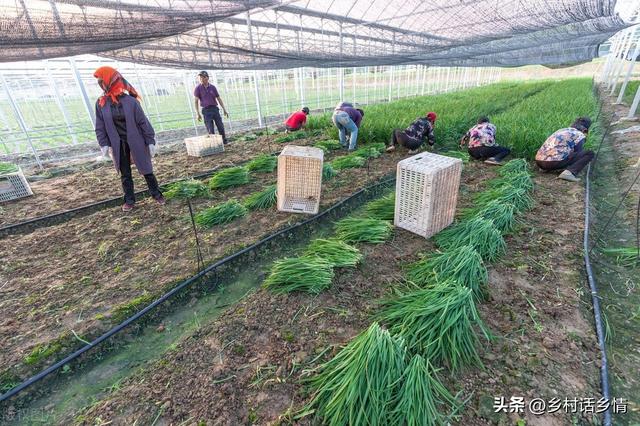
[332,102,364,151]
[284,107,310,132]
[94,66,164,212]
[386,112,437,154]
[535,117,594,182]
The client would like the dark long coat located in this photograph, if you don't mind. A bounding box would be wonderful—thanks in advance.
[95,95,155,175]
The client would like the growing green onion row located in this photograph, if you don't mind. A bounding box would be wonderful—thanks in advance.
[331,155,367,170]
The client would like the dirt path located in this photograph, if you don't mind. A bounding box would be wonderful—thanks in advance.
[70,165,601,425]
[0,132,323,227]
[0,147,404,392]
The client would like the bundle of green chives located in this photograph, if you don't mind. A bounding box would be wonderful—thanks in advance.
[377,281,489,370]
[263,257,334,294]
[195,200,247,227]
[246,154,277,173]
[331,155,367,170]
[315,140,342,152]
[303,322,407,426]
[322,163,338,180]
[304,238,362,268]
[434,217,505,262]
[243,184,277,210]
[364,193,396,221]
[474,184,533,213]
[442,150,470,163]
[390,355,461,426]
[163,179,209,200]
[335,218,393,244]
[466,200,517,234]
[208,166,250,190]
[497,158,529,176]
[353,145,383,159]
[489,171,534,193]
[407,245,488,300]
[600,247,640,268]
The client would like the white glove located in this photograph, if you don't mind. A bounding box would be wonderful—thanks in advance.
[149,143,157,157]
[96,146,111,162]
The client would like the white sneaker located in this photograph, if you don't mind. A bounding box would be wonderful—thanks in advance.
[558,170,580,182]
[408,149,419,154]
[385,145,396,153]
[484,157,503,166]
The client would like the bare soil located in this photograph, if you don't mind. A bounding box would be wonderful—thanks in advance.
[0,132,321,227]
[0,145,403,388]
[72,164,601,425]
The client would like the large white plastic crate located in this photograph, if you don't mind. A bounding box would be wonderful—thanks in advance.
[184,134,224,157]
[394,152,462,238]
[277,145,324,214]
[0,167,33,203]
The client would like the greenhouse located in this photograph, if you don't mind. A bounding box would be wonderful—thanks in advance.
[0,0,640,425]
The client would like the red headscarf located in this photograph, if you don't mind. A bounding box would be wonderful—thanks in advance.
[94,66,141,107]
[426,112,437,122]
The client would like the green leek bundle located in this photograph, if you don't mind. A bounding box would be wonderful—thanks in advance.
[263,257,334,294]
[434,217,505,262]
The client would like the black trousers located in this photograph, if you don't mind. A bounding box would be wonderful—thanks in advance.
[536,150,595,176]
[468,145,511,161]
[202,105,226,141]
[119,139,162,204]
[286,124,302,132]
[389,129,422,150]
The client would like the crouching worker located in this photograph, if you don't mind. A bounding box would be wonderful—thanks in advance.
[284,107,310,132]
[535,117,594,182]
[332,103,364,151]
[460,116,510,165]
[386,112,437,154]
[93,66,164,212]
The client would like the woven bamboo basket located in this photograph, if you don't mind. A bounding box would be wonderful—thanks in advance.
[277,145,324,214]
[184,134,224,157]
[0,166,33,203]
[394,152,462,238]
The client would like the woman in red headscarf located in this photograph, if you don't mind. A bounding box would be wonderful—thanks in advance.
[94,66,164,212]
[386,112,437,154]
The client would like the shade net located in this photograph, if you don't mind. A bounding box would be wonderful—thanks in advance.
[0,0,632,69]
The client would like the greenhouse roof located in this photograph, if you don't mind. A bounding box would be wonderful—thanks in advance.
[0,0,635,69]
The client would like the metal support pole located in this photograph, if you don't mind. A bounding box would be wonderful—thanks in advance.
[605,32,627,86]
[601,34,622,81]
[253,71,263,127]
[352,67,356,104]
[69,59,95,127]
[421,65,427,96]
[627,82,640,117]
[609,30,634,93]
[183,72,198,135]
[616,37,640,104]
[446,67,451,92]
[1,73,42,169]
[45,60,77,144]
[299,67,306,107]
[339,68,345,101]
[388,66,393,101]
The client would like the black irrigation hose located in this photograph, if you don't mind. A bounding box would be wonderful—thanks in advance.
[584,163,612,426]
[0,175,396,404]
[0,150,281,238]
